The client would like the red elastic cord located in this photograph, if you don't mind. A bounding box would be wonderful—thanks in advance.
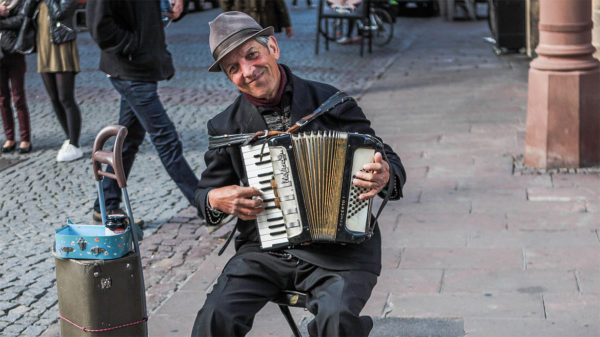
[58,312,147,332]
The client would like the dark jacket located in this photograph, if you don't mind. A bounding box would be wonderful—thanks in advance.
[0,1,25,53]
[219,0,291,33]
[196,65,406,275]
[86,0,174,82]
[22,0,78,44]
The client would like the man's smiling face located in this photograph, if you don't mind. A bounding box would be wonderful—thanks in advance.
[220,36,281,100]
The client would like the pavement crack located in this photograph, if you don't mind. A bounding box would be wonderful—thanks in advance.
[574,270,583,294]
[397,248,404,269]
[381,292,394,318]
[541,294,547,319]
[439,269,446,293]
[393,213,402,232]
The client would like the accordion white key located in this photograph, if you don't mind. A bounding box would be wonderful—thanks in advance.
[241,131,381,250]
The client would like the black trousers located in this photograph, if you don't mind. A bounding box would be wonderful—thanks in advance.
[191,251,377,337]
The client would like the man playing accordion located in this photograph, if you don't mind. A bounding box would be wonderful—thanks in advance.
[192,11,406,337]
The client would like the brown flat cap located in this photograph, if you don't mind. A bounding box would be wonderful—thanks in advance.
[208,11,274,72]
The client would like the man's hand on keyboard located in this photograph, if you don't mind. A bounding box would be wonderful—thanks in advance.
[208,185,264,220]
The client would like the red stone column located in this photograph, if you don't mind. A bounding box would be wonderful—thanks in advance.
[525,0,600,169]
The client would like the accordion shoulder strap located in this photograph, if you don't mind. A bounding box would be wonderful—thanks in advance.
[218,222,237,256]
[208,91,352,150]
[208,130,283,150]
[285,90,354,134]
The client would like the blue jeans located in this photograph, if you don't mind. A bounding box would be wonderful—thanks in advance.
[94,78,199,212]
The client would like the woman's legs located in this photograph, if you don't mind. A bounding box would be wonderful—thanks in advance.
[7,54,31,146]
[55,72,81,147]
[40,71,81,147]
[40,72,69,139]
[0,57,15,146]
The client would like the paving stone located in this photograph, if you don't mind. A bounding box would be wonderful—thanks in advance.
[152,257,185,270]
[0,292,19,302]
[400,248,524,270]
[375,269,443,295]
[1,324,27,335]
[21,325,48,336]
[1,312,24,323]
[442,269,579,295]
[468,229,600,249]
[8,305,30,316]
[0,302,18,312]
[15,315,38,326]
[524,248,600,270]
[14,295,39,307]
[36,318,57,327]
[466,317,599,337]
[161,238,182,246]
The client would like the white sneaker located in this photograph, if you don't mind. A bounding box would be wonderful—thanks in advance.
[57,142,83,162]
[55,140,70,160]
[60,140,70,150]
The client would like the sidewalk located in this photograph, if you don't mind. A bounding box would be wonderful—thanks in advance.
[148,15,600,337]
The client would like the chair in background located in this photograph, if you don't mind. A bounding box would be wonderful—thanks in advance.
[315,0,372,56]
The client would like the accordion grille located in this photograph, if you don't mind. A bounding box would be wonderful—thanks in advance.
[292,131,347,241]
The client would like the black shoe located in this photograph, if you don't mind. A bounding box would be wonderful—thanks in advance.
[18,143,32,154]
[92,208,145,228]
[1,143,15,153]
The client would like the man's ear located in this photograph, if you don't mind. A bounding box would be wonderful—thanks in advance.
[267,36,280,60]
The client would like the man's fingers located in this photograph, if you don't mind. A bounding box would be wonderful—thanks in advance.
[234,197,264,210]
[353,178,378,190]
[363,156,389,173]
[237,186,263,198]
[234,204,263,220]
[359,189,378,200]
[354,170,376,181]
[373,152,383,163]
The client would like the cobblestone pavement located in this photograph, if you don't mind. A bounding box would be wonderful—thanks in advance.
[0,3,416,336]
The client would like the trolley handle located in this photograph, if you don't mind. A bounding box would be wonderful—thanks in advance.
[92,125,128,188]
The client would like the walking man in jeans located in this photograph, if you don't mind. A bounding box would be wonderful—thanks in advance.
[86,0,201,225]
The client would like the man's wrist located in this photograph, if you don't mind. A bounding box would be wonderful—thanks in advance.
[206,197,222,215]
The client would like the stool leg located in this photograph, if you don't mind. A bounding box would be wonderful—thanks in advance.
[278,305,302,337]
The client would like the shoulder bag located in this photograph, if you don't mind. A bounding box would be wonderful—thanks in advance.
[13,15,36,54]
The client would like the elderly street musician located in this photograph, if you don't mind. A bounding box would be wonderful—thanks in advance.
[192,11,406,337]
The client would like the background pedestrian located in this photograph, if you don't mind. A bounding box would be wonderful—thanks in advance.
[23,0,83,162]
[86,0,203,227]
[219,0,294,37]
[0,0,32,153]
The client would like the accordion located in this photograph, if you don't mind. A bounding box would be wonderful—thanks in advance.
[241,131,382,250]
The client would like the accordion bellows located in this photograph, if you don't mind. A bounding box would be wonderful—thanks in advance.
[242,131,381,250]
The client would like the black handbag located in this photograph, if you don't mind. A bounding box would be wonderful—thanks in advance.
[13,15,36,55]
